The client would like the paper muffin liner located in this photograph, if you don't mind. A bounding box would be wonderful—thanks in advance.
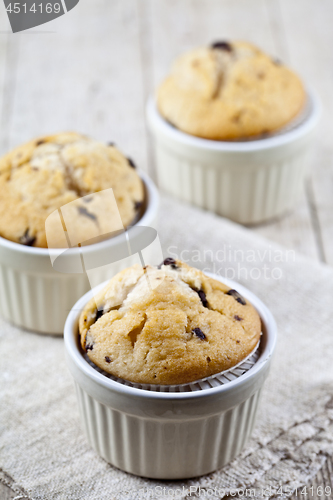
[83,338,261,393]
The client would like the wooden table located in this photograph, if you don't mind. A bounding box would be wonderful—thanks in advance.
[0,1,332,497]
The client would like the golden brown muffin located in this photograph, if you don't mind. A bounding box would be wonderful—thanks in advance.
[0,132,144,248]
[157,41,305,140]
[79,259,261,385]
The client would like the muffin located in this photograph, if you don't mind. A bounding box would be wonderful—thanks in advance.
[79,258,261,385]
[157,40,306,140]
[0,132,144,248]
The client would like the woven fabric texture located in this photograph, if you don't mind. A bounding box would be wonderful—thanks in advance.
[1,195,333,500]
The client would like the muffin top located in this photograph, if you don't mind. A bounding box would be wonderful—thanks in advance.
[0,132,144,248]
[79,259,261,385]
[157,40,305,140]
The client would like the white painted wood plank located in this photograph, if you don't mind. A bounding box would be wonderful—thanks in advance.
[3,0,149,172]
[0,10,16,153]
[0,482,17,500]
[279,0,333,263]
[149,0,276,90]
[252,186,319,260]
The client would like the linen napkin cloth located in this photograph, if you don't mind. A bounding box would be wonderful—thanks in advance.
[1,195,333,500]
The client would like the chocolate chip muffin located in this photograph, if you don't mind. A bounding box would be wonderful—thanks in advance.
[79,259,261,385]
[157,40,305,140]
[0,132,144,248]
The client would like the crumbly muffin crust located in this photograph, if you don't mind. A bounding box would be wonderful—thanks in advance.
[0,132,144,248]
[79,259,261,385]
[157,40,305,140]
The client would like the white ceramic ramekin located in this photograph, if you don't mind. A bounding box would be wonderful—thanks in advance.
[0,172,159,335]
[64,274,277,480]
[147,91,321,224]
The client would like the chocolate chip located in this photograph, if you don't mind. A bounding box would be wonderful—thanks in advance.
[226,289,246,306]
[192,327,206,340]
[158,257,178,269]
[211,41,233,52]
[78,206,97,221]
[19,229,36,247]
[127,157,136,169]
[105,356,112,363]
[234,315,243,321]
[207,356,211,362]
[95,309,104,322]
[197,289,208,308]
[107,142,116,147]
[36,139,45,146]
[86,343,94,351]
[134,201,143,211]
[162,257,177,269]
[236,340,240,344]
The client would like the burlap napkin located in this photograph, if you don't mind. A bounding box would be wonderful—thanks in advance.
[1,195,333,500]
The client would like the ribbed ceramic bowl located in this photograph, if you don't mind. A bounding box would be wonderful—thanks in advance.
[0,172,159,335]
[64,274,277,479]
[147,90,321,224]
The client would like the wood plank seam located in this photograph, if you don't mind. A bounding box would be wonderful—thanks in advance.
[136,0,157,183]
[305,177,327,263]
[0,34,20,154]
[264,0,322,262]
